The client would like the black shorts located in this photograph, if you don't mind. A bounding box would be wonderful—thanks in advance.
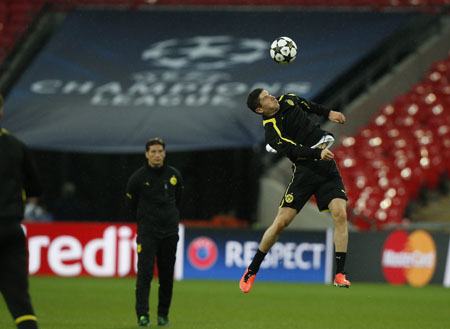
[279,159,347,212]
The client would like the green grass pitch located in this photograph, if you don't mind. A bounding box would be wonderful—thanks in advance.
[1,277,449,329]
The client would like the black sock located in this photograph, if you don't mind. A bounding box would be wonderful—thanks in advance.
[335,252,347,274]
[248,249,267,274]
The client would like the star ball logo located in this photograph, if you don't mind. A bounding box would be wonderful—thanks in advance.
[141,36,268,70]
[187,236,218,270]
[381,230,436,287]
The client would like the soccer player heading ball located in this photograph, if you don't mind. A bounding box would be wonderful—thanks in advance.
[240,89,351,293]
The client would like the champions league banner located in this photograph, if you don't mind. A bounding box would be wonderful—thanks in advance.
[3,9,419,153]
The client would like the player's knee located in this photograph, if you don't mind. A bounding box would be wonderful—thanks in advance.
[332,208,347,226]
[274,218,290,233]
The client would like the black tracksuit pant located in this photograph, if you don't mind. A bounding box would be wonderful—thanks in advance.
[135,234,178,319]
[0,223,38,329]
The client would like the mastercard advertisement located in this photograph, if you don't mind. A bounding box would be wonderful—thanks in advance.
[344,229,450,287]
[381,230,437,287]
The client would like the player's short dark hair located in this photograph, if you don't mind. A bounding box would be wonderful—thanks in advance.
[247,88,264,113]
[146,137,165,151]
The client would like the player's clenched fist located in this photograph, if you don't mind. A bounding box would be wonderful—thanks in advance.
[321,149,334,161]
[328,111,346,124]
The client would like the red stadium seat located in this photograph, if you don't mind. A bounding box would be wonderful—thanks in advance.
[410,81,434,95]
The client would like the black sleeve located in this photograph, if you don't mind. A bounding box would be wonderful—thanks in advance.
[172,167,184,209]
[22,145,42,197]
[264,119,322,160]
[125,171,140,221]
[295,95,331,118]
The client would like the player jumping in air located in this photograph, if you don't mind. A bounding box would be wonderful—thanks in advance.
[240,89,351,293]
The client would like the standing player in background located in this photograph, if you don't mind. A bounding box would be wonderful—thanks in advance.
[0,94,42,329]
[239,89,351,293]
[126,138,184,327]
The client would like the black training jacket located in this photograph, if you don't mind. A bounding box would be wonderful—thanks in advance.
[126,163,183,238]
[0,128,42,222]
[262,93,331,162]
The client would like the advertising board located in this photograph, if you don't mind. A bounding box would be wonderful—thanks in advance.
[183,228,333,283]
[23,222,184,280]
[345,230,450,287]
[22,223,450,287]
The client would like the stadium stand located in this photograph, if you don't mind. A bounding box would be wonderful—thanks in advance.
[0,0,43,71]
[334,53,450,230]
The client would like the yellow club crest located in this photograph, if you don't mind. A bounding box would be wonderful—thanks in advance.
[287,99,294,106]
[170,176,177,185]
[285,194,294,203]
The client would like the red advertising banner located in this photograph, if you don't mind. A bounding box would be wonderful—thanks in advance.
[23,222,138,277]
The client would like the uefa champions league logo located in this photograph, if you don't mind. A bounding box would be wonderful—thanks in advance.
[187,236,219,270]
[141,36,268,70]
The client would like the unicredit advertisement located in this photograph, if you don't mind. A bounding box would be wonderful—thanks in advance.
[22,222,184,280]
[23,223,138,277]
[183,228,334,283]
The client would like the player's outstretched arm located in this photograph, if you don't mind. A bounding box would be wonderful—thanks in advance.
[328,111,346,124]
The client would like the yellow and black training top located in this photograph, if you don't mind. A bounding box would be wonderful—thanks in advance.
[262,93,331,162]
[125,163,184,238]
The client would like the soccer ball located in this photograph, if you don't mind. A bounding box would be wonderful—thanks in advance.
[270,36,298,64]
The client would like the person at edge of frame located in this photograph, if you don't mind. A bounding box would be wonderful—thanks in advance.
[239,88,351,293]
[126,137,184,327]
[0,94,42,329]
